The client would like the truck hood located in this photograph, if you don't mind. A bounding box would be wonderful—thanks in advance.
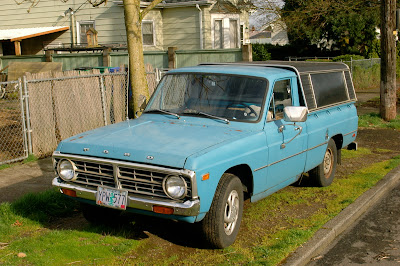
[57,119,247,168]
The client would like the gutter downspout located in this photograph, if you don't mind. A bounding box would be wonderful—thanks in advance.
[70,8,76,47]
[196,4,203,49]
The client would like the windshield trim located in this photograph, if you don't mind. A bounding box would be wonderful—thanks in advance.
[145,71,270,124]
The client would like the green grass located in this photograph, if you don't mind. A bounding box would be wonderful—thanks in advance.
[173,156,400,266]
[2,156,400,265]
[0,154,38,171]
[342,147,372,159]
[359,113,400,130]
[0,189,142,265]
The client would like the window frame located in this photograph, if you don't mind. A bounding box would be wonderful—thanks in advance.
[76,20,95,45]
[142,20,156,46]
[211,14,240,49]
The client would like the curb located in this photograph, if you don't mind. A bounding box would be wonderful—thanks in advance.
[283,164,400,266]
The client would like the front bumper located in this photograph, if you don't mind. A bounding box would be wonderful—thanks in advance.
[52,177,200,217]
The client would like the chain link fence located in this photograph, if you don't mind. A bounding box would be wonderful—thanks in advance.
[0,70,134,164]
[342,58,381,73]
[0,80,29,164]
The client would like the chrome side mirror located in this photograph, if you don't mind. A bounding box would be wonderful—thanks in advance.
[283,106,308,123]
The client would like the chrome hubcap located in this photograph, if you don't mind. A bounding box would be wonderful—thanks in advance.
[323,148,333,177]
[224,190,239,235]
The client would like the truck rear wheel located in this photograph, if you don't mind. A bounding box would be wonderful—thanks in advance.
[309,138,337,187]
[201,173,244,249]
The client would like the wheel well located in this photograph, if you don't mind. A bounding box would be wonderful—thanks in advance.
[331,134,343,149]
[225,164,253,200]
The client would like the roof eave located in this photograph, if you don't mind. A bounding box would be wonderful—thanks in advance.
[113,0,213,8]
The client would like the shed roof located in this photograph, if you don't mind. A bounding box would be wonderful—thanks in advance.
[0,26,69,42]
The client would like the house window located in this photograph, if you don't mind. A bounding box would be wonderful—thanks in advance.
[229,20,239,48]
[78,21,95,44]
[240,24,244,44]
[214,19,223,49]
[142,21,155,46]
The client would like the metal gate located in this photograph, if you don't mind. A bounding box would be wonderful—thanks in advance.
[0,79,29,164]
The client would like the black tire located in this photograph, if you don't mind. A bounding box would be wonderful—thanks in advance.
[201,173,244,249]
[309,138,337,187]
[80,202,122,225]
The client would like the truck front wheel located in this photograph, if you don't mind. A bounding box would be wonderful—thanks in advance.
[309,138,337,187]
[201,173,244,248]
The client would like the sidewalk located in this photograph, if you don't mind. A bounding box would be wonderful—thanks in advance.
[284,165,400,266]
[0,157,54,203]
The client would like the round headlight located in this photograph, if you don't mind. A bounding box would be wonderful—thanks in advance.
[163,175,187,199]
[58,159,77,181]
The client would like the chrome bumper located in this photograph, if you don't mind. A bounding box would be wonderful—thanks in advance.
[52,177,200,217]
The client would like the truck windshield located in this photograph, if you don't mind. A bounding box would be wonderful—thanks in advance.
[145,73,268,122]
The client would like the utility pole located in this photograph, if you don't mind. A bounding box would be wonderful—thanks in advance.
[380,0,397,121]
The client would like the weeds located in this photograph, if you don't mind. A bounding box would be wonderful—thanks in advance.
[359,113,400,129]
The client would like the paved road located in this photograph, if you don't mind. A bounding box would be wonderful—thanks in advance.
[308,182,400,265]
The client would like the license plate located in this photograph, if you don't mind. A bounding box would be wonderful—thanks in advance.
[96,187,128,210]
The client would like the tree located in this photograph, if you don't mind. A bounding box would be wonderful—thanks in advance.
[380,0,397,121]
[281,0,380,55]
[123,0,163,117]
[16,0,163,117]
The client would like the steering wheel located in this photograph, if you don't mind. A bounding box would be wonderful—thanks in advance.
[226,102,257,117]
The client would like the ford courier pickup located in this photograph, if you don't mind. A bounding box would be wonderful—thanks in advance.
[52,61,358,248]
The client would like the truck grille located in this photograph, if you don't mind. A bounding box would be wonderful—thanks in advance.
[56,158,192,200]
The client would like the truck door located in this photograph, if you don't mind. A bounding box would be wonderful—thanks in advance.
[264,78,308,189]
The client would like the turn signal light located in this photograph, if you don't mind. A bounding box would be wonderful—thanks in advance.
[61,188,76,197]
[153,206,174,215]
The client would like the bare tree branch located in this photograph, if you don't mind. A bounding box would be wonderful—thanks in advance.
[15,0,107,12]
[140,0,163,21]
[87,0,108,7]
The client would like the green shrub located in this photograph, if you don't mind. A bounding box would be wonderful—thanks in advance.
[332,54,365,62]
[252,43,271,61]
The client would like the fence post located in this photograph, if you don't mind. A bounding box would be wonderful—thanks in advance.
[18,78,29,159]
[168,47,177,69]
[23,76,33,155]
[45,50,54,62]
[103,47,111,67]
[350,57,353,74]
[242,44,253,62]
[99,75,108,126]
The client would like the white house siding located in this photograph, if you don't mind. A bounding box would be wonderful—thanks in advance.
[1,0,128,53]
[162,7,200,50]
[142,10,164,51]
[202,5,250,49]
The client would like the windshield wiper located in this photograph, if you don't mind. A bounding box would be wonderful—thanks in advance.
[183,110,229,124]
[144,109,180,119]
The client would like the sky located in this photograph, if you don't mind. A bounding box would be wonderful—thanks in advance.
[249,0,285,30]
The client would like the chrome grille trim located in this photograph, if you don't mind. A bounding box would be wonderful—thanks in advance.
[53,152,198,200]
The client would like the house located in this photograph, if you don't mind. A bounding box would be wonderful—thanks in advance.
[249,17,289,46]
[0,0,253,56]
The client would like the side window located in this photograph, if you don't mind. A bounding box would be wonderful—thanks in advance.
[268,79,292,120]
[142,21,155,46]
[78,21,95,44]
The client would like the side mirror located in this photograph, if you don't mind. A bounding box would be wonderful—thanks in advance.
[283,106,308,122]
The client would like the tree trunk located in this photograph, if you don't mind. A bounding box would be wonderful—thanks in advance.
[380,0,397,121]
[123,0,150,118]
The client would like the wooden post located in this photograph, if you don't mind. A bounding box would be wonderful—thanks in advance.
[380,0,397,121]
[14,41,21,56]
[168,47,177,69]
[103,47,112,67]
[242,44,253,62]
[45,50,54,62]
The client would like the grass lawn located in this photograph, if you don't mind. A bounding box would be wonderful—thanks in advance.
[1,114,400,265]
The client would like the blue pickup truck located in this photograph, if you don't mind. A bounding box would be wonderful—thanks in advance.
[52,61,358,248]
